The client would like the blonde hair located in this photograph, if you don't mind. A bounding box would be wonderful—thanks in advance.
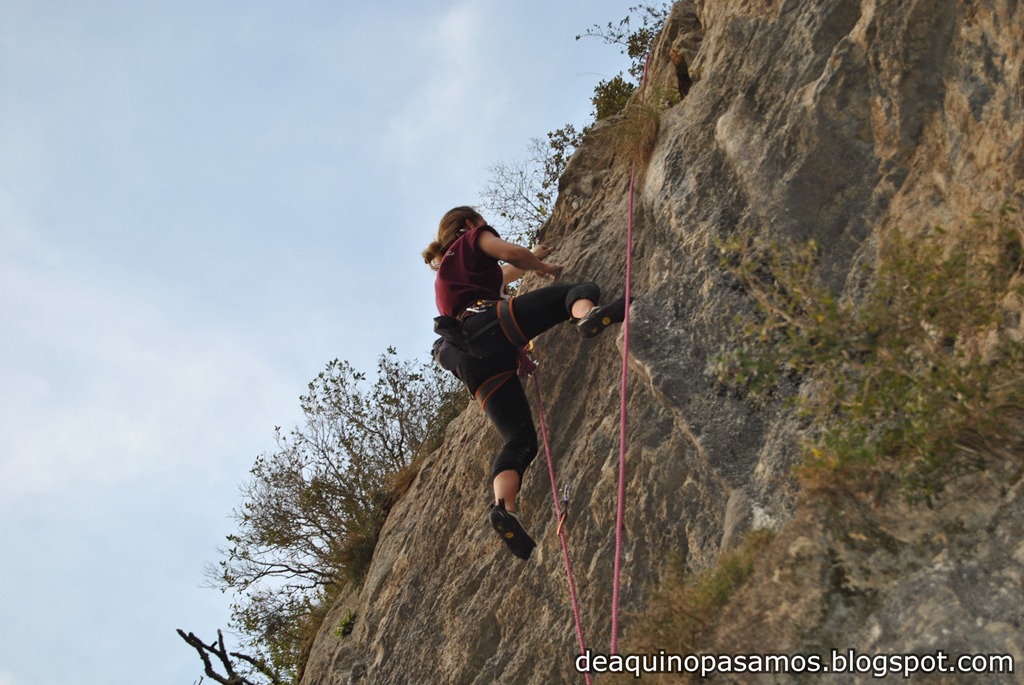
[422,206,483,270]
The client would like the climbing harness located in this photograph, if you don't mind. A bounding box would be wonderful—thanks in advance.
[497,299,530,348]
[432,297,530,375]
[473,370,516,410]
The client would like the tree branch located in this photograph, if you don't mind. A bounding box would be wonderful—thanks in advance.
[177,628,280,685]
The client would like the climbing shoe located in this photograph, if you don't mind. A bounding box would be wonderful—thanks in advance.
[577,297,630,338]
[489,499,536,560]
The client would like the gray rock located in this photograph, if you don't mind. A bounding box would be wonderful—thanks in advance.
[301,1,1024,682]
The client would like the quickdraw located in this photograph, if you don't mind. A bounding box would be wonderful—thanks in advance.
[556,483,570,536]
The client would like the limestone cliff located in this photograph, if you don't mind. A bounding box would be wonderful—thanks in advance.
[301,1,1024,683]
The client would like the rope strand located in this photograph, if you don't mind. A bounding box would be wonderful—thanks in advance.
[532,372,592,685]
[609,167,633,656]
[523,43,654,669]
[610,46,654,657]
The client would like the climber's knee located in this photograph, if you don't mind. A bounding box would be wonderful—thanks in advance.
[565,282,601,314]
[490,432,538,482]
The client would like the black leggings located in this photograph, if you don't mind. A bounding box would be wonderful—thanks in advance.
[482,378,537,481]
[457,282,601,481]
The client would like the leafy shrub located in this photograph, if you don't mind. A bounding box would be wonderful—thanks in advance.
[592,74,636,122]
[334,610,357,639]
[713,206,1024,495]
[230,586,335,683]
[205,348,466,681]
[578,3,670,120]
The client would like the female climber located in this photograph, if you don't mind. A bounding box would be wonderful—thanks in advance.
[422,206,628,560]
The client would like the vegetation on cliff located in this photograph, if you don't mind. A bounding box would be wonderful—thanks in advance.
[180,349,465,684]
[621,206,1024,677]
[478,3,670,244]
[715,205,1024,497]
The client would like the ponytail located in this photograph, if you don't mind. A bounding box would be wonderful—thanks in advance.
[422,240,445,268]
[423,206,483,271]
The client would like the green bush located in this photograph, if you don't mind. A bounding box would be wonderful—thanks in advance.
[580,3,670,123]
[592,74,636,122]
[714,206,1024,495]
[578,4,670,83]
[207,348,466,682]
[334,610,357,639]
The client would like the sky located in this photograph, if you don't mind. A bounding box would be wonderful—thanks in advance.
[0,1,636,683]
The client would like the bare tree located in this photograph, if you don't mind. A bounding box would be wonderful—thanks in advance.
[478,126,582,245]
[177,629,283,685]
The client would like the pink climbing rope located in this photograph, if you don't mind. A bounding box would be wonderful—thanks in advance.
[531,372,593,685]
[610,48,654,657]
[609,169,634,657]
[521,46,655,671]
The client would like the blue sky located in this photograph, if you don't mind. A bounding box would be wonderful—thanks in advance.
[0,1,635,683]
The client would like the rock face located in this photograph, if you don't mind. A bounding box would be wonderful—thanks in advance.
[301,1,1024,683]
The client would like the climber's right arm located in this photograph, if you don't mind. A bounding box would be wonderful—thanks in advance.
[478,231,563,281]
